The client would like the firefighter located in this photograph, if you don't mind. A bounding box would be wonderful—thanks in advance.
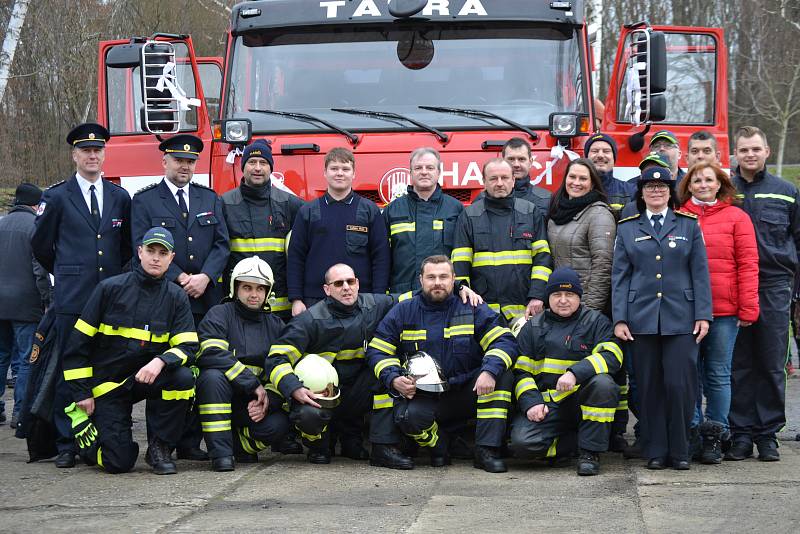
[32,122,132,468]
[222,140,304,320]
[367,255,518,473]
[60,228,198,475]
[584,133,636,217]
[195,257,292,471]
[509,267,622,476]
[383,147,463,294]
[131,134,230,460]
[452,158,552,322]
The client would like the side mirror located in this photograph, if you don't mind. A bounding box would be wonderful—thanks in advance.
[106,43,144,69]
[625,29,667,124]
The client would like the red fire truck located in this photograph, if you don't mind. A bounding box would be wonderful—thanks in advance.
[96,0,728,202]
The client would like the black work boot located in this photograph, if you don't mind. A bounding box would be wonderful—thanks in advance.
[211,455,235,472]
[576,450,600,476]
[754,436,780,462]
[176,446,209,461]
[370,444,414,470]
[688,425,702,461]
[429,436,451,468]
[699,420,725,465]
[622,437,642,459]
[272,433,304,455]
[307,447,331,464]
[608,433,628,453]
[474,446,507,473]
[340,438,370,461]
[146,437,177,475]
[724,435,753,461]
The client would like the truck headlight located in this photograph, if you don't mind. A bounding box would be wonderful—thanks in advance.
[213,119,252,144]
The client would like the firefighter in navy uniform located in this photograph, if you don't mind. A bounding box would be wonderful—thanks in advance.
[452,158,552,322]
[131,134,229,460]
[60,228,198,475]
[509,267,622,476]
[32,122,132,468]
[222,140,304,320]
[195,257,292,472]
[367,255,518,473]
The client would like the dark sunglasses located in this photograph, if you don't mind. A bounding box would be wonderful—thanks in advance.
[327,278,357,288]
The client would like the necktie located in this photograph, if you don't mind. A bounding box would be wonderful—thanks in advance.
[652,213,662,233]
[177,189,188,219]
[89,184,101,228]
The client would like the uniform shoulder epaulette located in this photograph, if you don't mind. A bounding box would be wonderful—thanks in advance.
[675,210,697,219]
[190,182,215,192]
[134,182,159,194]
[617,213,639,223]
[46,180,66,190]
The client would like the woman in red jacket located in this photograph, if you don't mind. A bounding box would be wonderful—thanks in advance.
[679,162,759,464]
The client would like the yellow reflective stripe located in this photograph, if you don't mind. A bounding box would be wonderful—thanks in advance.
[92,378,128,398]
[270,344,303,365]
[479,326,509,350]
[298,427,325,442]
[269,296,291,312]
[229,237,286,252]
[242,427,266,450]
[476,407,508,419]
[270,362,293,386]
[477,390,512,403]
[97,447,103,468]
[373,394,394,410]
[433,219,444,230]
[617,400,629,410]
[514,355,540,374]
[754,193,795,203]
[201,420,232,432]
[398,291,413,302]
[609,203,624,210]
[619,384,630,395]
[530,265,552,281]
[587,354,609,374]
[74,319,98,337]
[543,385,580,403]
[225,361,247,381]
[451,247,474,263]
[162,387,195,400]
[580,405,615,422]
[500,304,526,320]
[408,421,439,447]
[595,341,623,365]
[531,239,551,255]
[515,376,538,398]
[444,324,474,338]
[455,276,471,284]
[246,365,263,377]
[165,347,189,366]
[369,337,397,355]
[198,403,232,415]
[485,348,513,369]
[401,329,427,341]
[546,437,559,458]
[96,324,170,343]
[317,352,336,363]
[488,303,501,312]
[473,250,532,267]
[390,222,416,235]
[64,367,93,380]
[337,347,365,360]
[538,358,573,375]
[199,338,229,355]
[170,331,198,347]
[374,357,401,378]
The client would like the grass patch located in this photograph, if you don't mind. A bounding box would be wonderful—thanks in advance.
[769,165,800,187]
[0,188,14,213]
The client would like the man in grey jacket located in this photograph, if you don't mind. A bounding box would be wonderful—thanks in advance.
[0,183,51,428]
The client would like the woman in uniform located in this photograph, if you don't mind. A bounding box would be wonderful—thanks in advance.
[611,167,712,470]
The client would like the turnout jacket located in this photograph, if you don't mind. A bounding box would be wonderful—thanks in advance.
[732,167,800,284]
[452,195,552,320]
[476,178,551,223]
[599,170,637,216]
[513,307,622,413]
[266,293,396,399]
[384,186,464,293]
[367,292,518,392]
[62,266,198,402]
[222,182,304,314]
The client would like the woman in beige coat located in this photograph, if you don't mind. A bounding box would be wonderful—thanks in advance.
[547,158,616,311]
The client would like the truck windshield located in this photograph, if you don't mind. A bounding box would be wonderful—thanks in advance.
[226,24,586,134]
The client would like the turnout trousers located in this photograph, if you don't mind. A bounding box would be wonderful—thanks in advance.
[510,373,619,459]
[730,283,791,439]
[68,366,194,473]
[196,369,290,459]
[369,370,514,449]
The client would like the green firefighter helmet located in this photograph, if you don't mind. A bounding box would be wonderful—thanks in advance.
[294,353,341,408]
[229,256,274,301]
[509,315,528,338]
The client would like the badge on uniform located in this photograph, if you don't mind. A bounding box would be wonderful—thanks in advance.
[346,225,369,233]
[111,218,123,228]
[36,201,46,216]
[667,235,687,248]
[635,235,652,242]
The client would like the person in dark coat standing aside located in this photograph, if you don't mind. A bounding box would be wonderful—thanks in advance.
[0,183,51,428]
[32,123,132,468]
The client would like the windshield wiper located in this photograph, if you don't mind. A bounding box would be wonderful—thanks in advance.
[248,108,358,145]
[331,108,448,143]
[418,106,539,142]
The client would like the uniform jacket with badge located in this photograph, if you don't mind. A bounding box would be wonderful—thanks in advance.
[611,208,712,335]
[383,186,464,293]
[366,292,518,392]
[266,293,395,399]
[131,180,230,315]
[61,264,198,402]
[32,176,131,315]
[513,306,622,413]
[196,300,286,396]
[732,167,800,283]
[452,195,552,320]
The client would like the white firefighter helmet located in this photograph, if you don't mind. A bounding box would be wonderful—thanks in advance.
[509,315,528,338]
[404,351,448,393]
[229,256,274,300]
[294,353,341,408]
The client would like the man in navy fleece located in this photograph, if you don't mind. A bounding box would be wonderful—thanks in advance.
[287,147,390,317]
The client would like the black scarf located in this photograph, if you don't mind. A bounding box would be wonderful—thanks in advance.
[549,190,601,225]
[240,181,270,206]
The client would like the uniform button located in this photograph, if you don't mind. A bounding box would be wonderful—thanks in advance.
[188,236,193,242]
[656,273,662,279]
[657,292,662,298]
[161,222,166,226]
[98,267,103,272]
[96,234,101,239]
[189,254,195,260]
[656,255,661,261]
[98,250,103,256]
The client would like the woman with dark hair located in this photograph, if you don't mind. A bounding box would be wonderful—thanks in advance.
[678,162,759,464]
[547,158,616,311]
[611,166,712,470]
